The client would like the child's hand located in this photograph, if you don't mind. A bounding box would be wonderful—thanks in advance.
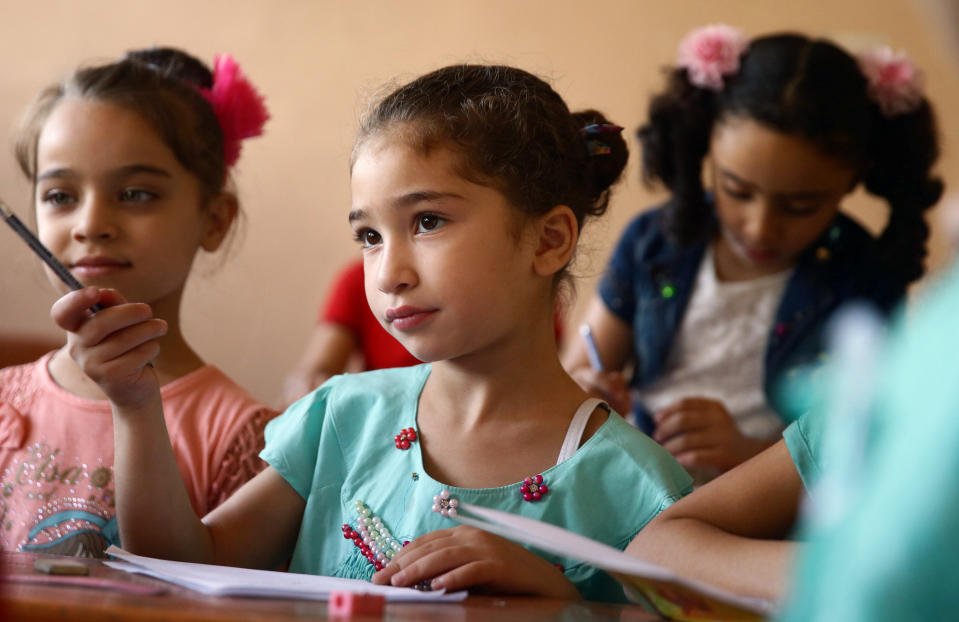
[371,526,579,598]
[569,367,631,415]
[653,398,773,473]
[51,287,167,410]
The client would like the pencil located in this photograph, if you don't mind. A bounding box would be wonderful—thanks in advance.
[1,199,104,313]
[579,323,605,371]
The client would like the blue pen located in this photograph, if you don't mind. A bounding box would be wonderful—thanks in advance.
[2,199,104,312]
[579,323,605,371]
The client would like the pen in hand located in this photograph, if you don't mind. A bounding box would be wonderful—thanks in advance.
[1,199,104,313]
[579,323,605,371]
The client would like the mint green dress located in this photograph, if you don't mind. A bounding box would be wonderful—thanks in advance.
[260,364,693,602]
[782,410,826,491]
[781,264,959,621]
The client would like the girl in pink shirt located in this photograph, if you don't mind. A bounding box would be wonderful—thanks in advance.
[0,47,275,556]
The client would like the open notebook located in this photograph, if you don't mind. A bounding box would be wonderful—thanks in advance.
[453,503,776,622]
[104,546,467,603]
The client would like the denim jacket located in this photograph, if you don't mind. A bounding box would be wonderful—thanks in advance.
[599,206,905,432]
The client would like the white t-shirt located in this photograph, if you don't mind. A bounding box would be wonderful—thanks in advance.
[638,244,791,440]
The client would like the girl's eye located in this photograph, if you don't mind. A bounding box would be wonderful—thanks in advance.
[41,190,75,207]
[119,188,156,202]
[722,186,752,201]
[780,199,825,216]
[784,205,819,216]
[416,213,446,233]
[354,228,382,248]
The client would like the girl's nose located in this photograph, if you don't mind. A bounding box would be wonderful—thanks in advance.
[72,196,117,242]
[375,241,418,294]
[742,203,777,246]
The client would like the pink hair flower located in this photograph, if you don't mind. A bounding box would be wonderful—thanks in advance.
[200,54,270,167]
[676,24,749,91]
[857,46,924,117]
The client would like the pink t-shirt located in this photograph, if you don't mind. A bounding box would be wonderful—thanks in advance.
[0,353,276,556]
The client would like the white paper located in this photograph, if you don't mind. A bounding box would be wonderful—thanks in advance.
[453,503,774,615]
[104,546,467,602]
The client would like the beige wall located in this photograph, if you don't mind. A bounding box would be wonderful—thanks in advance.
[2,0,957,406]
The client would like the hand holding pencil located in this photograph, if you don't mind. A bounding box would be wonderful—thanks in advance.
[569,324,632,416]
[51,287,167,410]
[2,197,163,408]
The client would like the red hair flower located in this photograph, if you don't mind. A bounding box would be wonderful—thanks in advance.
[857,46,924,117]
[676,24,749,91]
[200,54,270,167]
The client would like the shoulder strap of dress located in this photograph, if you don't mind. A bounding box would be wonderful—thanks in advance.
[555,397,609,465]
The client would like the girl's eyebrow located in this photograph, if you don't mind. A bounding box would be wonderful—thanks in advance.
[717,167,755,188]
[36,164,173,182]
[719,167,835,199]
[112,164,173,179]
[349,190,464,223]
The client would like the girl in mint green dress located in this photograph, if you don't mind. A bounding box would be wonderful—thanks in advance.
[54,64,693,602]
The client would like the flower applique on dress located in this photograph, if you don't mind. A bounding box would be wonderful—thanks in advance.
[519,474,549,502]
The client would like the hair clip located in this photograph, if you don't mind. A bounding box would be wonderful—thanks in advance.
[199,54,270,167]
[581,123,624,135]
[856,46,924,117]
[676,24,749,91]
[581,123,623,156]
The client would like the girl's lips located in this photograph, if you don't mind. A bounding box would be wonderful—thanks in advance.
[730,238,777,263]
[743,245,778,262]
[70,258,131,278]
[385,306,438,331]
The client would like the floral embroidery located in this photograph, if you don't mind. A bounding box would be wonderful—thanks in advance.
[394,427,417,450]
[431,490,458,517]
[520,474,549,502]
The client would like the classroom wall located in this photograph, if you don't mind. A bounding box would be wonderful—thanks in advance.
[1,0,957,406]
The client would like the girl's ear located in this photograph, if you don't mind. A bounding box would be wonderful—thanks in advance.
[532,205,579,277]
[200,193,238,252]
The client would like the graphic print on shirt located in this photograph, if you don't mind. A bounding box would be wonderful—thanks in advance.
[1,441,117,557]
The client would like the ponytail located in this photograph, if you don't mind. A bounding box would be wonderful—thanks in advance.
[637,70,716,244]
[864,99,942,285]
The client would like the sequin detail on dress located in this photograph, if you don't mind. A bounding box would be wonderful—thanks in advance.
[342,500,405,571]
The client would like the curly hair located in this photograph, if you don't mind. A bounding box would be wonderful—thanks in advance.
[639,33,942,285]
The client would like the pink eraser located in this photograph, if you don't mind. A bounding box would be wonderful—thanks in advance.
[328,591,386,616]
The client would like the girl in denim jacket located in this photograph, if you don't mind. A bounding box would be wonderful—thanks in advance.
[566,26,942,481]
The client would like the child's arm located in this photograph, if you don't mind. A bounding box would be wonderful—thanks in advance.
[371,525,580,598]
[562,297,633,415]
[626,439,802,601]
[280,322,355,408]
[52,288,305,568]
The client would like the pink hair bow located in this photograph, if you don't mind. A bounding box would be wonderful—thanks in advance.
[200,54,270,167]
[676,24,749,91]
[856,46,924,117]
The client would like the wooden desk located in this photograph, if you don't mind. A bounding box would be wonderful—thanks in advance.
[1,552,658,621]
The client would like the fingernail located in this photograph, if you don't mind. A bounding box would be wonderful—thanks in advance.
[430,577,444,589]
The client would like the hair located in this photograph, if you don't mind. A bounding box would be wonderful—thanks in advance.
[639,33,942,285]
[353,64,628,282]
[15,47,227,203]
